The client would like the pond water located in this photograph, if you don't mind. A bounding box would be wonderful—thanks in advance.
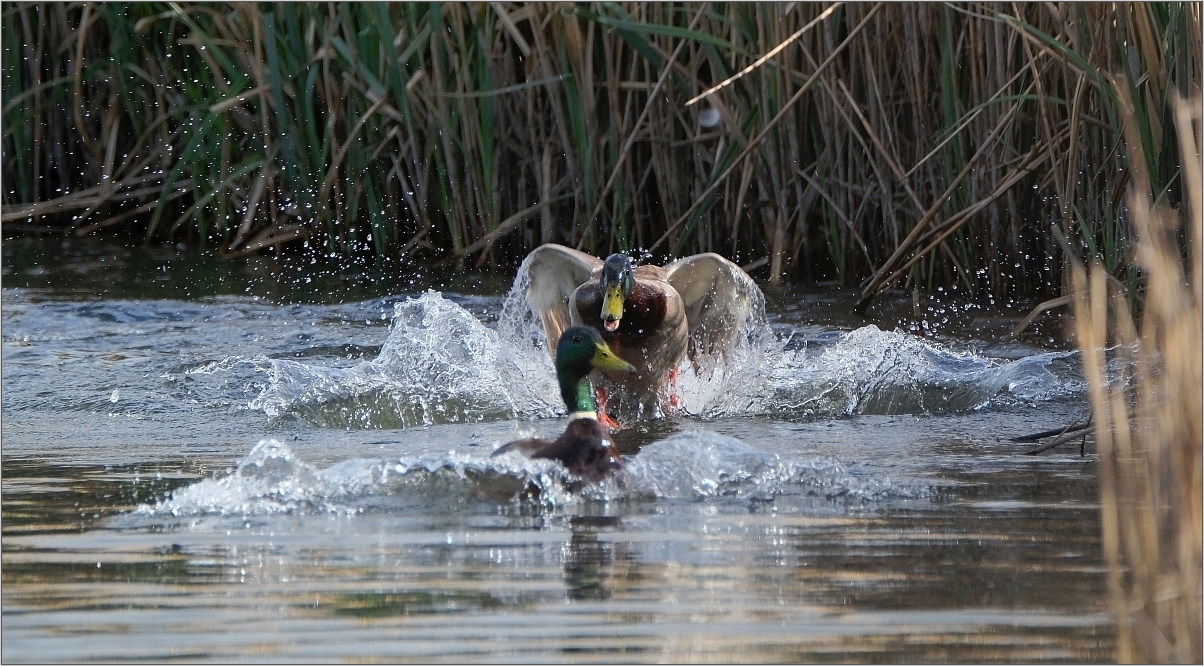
[2,237,1111,662]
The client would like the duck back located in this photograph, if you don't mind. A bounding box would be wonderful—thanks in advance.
[493,419,622,482]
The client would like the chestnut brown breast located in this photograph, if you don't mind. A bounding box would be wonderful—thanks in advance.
[572,280,668,351]
[567,265,688,403]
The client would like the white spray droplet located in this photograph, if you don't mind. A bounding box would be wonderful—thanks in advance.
[110,389,120,403]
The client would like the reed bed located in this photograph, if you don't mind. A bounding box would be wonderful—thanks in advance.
[1073,91,1201,663]
[2,2,1200,302]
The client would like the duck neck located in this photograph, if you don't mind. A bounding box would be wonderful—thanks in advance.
[559,373,598,421]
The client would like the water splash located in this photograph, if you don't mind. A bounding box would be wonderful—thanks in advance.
[134,432,927,519]
[248,291,561,428]
[626,323,1079,419]
[756,325,1082,418]
[610,430,918,502]
[135,438,579,517]
[236,268,1081,427]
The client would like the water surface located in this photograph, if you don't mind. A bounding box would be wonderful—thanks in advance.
[2,237,1109,662]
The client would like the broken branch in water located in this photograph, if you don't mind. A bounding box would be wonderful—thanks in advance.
[1022,424,1095,455]
[1012,412,1093,455]
[1010,295,1072,337]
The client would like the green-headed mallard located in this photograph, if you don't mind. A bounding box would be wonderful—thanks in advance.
[492,326,635,481]
[523,243,757,411]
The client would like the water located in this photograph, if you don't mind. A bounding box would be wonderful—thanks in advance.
[2,238,1111,662]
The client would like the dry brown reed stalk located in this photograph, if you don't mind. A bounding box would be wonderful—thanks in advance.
[1072,92,1201,663]
[1,3,1199,305]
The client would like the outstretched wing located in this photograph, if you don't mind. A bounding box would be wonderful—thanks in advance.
[524,244,602,353]
[664,253,757,362]
[491,437,551,458]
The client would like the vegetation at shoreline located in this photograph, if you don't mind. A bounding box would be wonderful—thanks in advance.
[1074,93,1200,664]
[2,2,1200,308]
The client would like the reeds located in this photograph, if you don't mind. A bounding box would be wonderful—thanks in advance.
[1073,91,1201,663]
[2,3,1200,301]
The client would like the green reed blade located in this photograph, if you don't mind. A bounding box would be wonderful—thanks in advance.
[582,5,735,50]
[331,36,386,95]
[169,155,266,236]
[146,109,216,241]
[163,2,243,89]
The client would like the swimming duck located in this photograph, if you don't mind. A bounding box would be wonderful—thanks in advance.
[523,243,758,410]
[491,326,635,481]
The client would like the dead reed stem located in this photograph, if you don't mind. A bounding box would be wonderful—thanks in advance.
[1072,92,1202,664]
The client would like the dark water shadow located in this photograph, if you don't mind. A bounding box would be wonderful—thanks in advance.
[610,418,682,456]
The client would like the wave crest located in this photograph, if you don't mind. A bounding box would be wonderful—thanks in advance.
[135,432,928,521]
[234,278,1081,426]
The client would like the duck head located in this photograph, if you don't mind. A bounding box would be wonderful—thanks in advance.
[556,326,634,418]
[599,254,634,332]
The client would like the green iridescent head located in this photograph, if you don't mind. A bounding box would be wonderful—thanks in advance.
[555,326,634,415]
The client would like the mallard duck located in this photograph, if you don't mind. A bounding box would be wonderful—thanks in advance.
[523,243,758,410]
[491,326,635,481]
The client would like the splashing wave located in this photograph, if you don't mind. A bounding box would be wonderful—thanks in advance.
[233,271,1080,427]
[247,291,561,428]
[135,432,925,518]
[617,430,911,502]
[754,326,1081,418]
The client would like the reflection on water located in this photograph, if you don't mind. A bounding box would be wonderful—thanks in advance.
[2,237,1110,662]
[3,448,1110,662]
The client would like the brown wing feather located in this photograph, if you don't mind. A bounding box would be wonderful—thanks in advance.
[664,253,757,363]
[491,437,552,458]
[524,244,602,354]
[492,420,622,482]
